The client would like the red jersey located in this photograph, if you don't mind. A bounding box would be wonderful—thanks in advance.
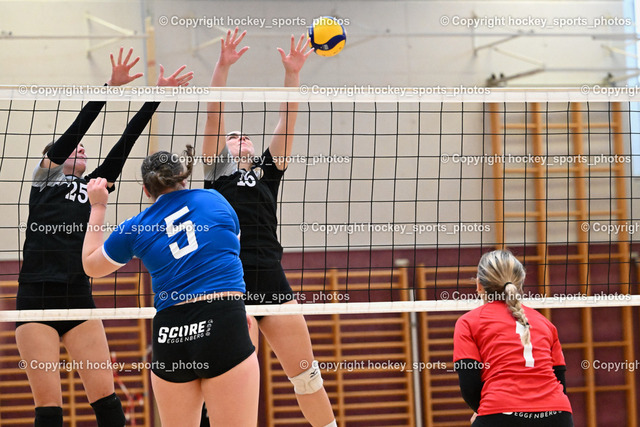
[453,301,572,415]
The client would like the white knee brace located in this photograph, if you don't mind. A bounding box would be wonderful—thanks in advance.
[288,360,324,395]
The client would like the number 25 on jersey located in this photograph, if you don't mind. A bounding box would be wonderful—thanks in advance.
[65,182,88,203]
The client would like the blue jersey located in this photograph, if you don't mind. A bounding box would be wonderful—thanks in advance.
[103,189,245,311]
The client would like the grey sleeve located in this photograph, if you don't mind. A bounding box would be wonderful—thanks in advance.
[32,160,66,188]
[203,145,236,182]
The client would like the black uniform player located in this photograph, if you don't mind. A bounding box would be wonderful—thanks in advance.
[15,49,193,427]
[201,29,336,427]
[205,145,289,303]
[18,100,159,315]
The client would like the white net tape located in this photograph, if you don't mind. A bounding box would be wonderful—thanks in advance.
[0,85,637,103]
[3,295,640,322]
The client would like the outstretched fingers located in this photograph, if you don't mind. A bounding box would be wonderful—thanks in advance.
[123,48,133,66]
[108,47,143,86]
[303,44,314,58]
[157,64,194,87]
[172,65,194,86]
[177,73,194,86]
[218,27,250,66]
[225,28,234,45]
[234,29,247,46]
[127,56,140,70]
[295,33,306,52]
[170,65,187,78]
[277,47,287,62]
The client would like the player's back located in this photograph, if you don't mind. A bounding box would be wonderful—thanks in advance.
[454,301,572,414]
[111,188,245,310]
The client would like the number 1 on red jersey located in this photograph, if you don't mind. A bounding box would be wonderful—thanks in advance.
[516,321,535,367]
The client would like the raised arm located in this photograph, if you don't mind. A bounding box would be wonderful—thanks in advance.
[41,47,144,169]
[88,65,193,186]
[270,34,313,170]
[202,28,249,159]
[82,178,119,277]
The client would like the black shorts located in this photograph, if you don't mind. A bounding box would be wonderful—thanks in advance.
[16,281,96,337]
[472,411,573,427]
[152,298,255,383]
[243,263,295,306]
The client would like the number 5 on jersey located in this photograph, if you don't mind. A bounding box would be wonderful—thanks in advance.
[164,206,198,259]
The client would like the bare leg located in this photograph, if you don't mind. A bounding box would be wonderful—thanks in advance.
[248,315,260,350]
[259,301,335,427]
[200,315,259,427]
[15,323,63,407]
[151,373,204,427]
[62,319,115,403]
[201,353,260,426]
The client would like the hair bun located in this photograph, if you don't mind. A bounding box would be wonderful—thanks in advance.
[141,147,194,198]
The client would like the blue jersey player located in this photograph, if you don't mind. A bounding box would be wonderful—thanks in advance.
[81,146,259,427]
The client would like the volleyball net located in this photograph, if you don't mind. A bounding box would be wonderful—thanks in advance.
[0,87,639,321]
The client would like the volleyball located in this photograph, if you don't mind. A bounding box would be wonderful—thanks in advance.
[308,16,346,57]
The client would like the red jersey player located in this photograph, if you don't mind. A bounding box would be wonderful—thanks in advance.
[453,250,573,427]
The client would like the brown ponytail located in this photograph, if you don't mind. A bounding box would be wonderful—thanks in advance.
[141,145,194,198]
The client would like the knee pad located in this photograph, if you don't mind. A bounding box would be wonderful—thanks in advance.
[35,406,63,427]
[288,360,323,395]
[90,393,126,427]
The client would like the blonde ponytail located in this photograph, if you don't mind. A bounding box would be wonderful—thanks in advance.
[504,283,530,345]
[477,250,530,346]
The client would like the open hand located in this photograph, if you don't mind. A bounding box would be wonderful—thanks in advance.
[278,34,314,75]
[157,65,194,87]
[217,27,250,67]
[107,47,144,86]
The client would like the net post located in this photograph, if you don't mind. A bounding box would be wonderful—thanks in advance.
[488,103,505,247]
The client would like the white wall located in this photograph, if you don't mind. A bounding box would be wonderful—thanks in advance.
[1,1,631,86]
[0,0,635,261]
[147,0,630,87]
